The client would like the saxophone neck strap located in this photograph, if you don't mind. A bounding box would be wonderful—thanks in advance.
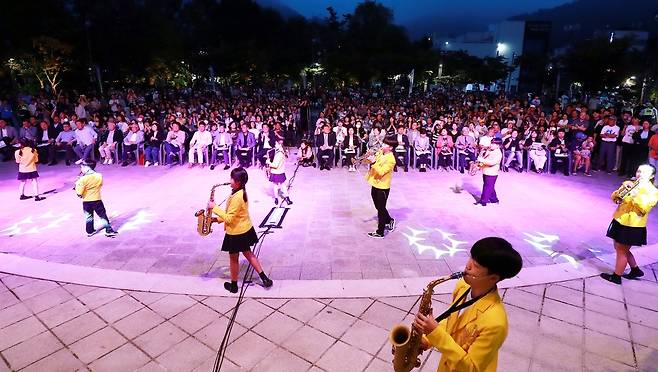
[435,286,495,323]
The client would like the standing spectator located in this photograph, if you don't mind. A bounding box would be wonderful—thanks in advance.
[598,116,620,174]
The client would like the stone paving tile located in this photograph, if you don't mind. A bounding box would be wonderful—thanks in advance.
[18,348,85,372]
[156,336,215,371]
[51,311,107,346]
[11,279,59,302]
[308,307,358,339]
[630,322,658,350]
[226,331,277,369]
[585,309,631,340]
[194,316,248,350]
[148,294,197,319]
[0,290,21,311]
[76,288,125,310]
[279,299,325,323]
[169,302,219,334]
[69,326,128,364]
[585,292,628,320]
[1,331,63,370]
[36,298,89,328]
[541,297,584,326]
[252,347,311,372]
[0,302,31,329]
[635,344,658,372]
[281,325,335,363]
[628,304,658,329]
[328,298,374,317]
[317,340,373,372]
[133,321,188,358]
[503,288,543,313]
[88,343,150,372]
[342,319,389,356]
[0,316,47,351]
[584,329,636,367]
[584,352,637,372]
[95,295,144,323]
[253,311,304,344]
[113,307,166,340]
[544,283,583,307]
[361,301,407,330]
[532,335,583,370]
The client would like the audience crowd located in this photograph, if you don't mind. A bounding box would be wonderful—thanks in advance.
[1,87,657,185]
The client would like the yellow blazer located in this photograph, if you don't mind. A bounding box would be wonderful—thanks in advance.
[75,172,103,202]
[425,279,508,372]
[612,182,658,228]
[366,151,395,189]
[212,189,253,235]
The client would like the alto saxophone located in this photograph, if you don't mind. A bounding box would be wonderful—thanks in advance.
[613,178,641,204]
[390,271,464,372]
[352,148,376,166]
[194,183,227,236]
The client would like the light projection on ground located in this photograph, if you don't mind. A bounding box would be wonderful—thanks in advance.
[403,227,467,259]
[117,210,156,233]
[523,232,579,267]
[1,211,72,236]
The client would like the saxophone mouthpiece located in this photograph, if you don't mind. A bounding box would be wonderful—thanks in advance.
[451,271,465,279]
[219,182,231,186]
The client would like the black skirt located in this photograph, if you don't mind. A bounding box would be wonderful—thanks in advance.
[606,219,647,246]
[221,226,259,253]
[17,171,39,180]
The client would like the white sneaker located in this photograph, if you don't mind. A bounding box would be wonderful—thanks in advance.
[153,162,159,166]
[75,159,83,165]
[108,159,114,165]
[144,161,150,167]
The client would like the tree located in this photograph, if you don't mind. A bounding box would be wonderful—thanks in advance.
[6,37,72,96]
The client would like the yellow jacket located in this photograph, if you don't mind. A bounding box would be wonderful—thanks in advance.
[75,172,103,202]
[15,147,38,173]
[212,189,253,235]
[424,279,507,372]
[612,182,658,228]
[366,151,395,189]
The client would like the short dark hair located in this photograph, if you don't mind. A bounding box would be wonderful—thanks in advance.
[82,160,97,170]
[383,137,398,147]
[470,237,522,280]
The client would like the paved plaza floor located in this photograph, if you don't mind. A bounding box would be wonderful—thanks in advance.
[1,158,658,371]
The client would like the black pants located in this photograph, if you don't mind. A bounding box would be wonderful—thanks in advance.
[318,148,333,168]
[551,154,569,175]
[395,149,408,170]
[83,200,112,234]
[480,175,499,204]
[371,187,392,235]
[237,148,253,167]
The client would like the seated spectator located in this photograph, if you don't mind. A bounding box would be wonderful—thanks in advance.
[18,119,37,142]
[436,128,454,171]
[367,127,384,151]
[502,129,523,172]
[164,123,187,165]
[236,123,256,168]
[188,122,212,168]
[549,129,570,176]
[455,127,477,174]
[524,130,547,173]
[393,126,409,172]
[122,122,144,166]
[54,122,76,165]
[256,123,276,168]
[99,121,123,165]
[573,135,594,176]
[414,128,431,172]
[315,124,336,170]
[297,140,315,167]
[210,123,232,170]
[35,120,57,165]
[0,119,18,161]
[144,122,165,167]
[342,126,360,172]
[73,119,97,164]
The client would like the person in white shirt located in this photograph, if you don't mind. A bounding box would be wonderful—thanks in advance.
[210,123,233,170]
[121,122,144,166]
[73,120,98,164]
[99,121,122,164]
[164,123,187,165]
[475,138,503,207]
[188,122,212,168]
[598,115,620,173]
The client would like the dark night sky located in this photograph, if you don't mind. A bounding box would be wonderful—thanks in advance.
[276,0,573,23]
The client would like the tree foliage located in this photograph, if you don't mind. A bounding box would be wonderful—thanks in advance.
[6,37,72,96]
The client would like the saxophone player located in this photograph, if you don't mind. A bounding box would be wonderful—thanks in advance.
[366,137,397,238]
[412,237,522,372]
[601,164,658,284]
[474,138,502,206]
[207,167,273,293]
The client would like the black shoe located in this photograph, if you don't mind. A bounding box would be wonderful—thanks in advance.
[367,231,384,239]
[224,281,238,293]
[600,273,622,285]
[386,218,396,232]
[210,164,215,170]
[20,195,30,200]
[404,167,408,172]
[105,229,118,237]
[394,166,398,172]
[419,168,426,173]
[261,277,273,288]
[284,197,293,205]
[622,267,644,280]
[34,196,45,202]
[274,198,279,206]
[87,232,95,237]
[121,162,129,167]
[224,165,230,170]
[474,202,486,206]
[311,163,316,167]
